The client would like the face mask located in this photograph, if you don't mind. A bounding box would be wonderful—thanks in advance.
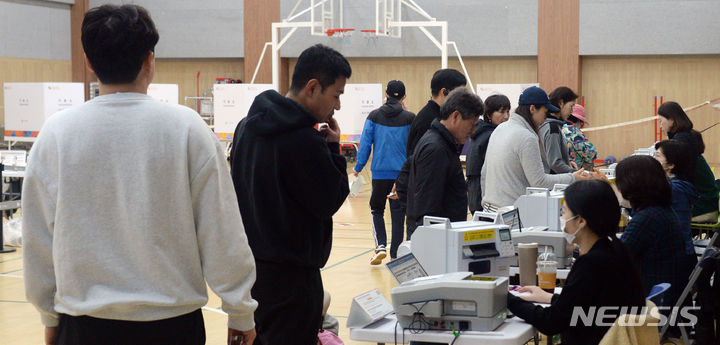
[560,215,583,244]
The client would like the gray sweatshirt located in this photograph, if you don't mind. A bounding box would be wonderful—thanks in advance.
[22,93,257,331]
[481,113,575,207]
[539,115,575,173]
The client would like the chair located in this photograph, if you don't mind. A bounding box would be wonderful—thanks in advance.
[647,283,672,307]
[690,197,720,240]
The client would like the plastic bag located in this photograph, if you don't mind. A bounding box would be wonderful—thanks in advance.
[3,217,22,247]
[318,329,344,345]
[349,175,365,198]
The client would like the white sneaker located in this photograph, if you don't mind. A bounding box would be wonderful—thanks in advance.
[370,245,387,265]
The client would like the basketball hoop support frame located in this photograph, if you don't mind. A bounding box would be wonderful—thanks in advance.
[250,0,473,93]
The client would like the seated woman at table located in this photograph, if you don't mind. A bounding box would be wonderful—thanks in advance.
[508,180,646,345]
[616,155,693,309]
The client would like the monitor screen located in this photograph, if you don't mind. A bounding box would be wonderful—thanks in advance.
[385,253,428,284]
[499,228,511,241]
[501,208,520,230]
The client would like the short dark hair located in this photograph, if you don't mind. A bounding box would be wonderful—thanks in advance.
[616,155,672,210]
[439,88,484,120]
[654,139,696,182]
[81,4,159,84]
[658,101,693,134]
[483,94,510,122]
[430,69,466,97]
[515,104,544,133]
[564,180,646,304]
[548,86,578,111]
[290,44,352,93]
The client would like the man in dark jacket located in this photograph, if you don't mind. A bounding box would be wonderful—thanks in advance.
[407,88,484,233]
[353,80,414,263]
[396,69,467,236]
[466,94,510,213]
[229,44,351,345]
[406,69,468,157]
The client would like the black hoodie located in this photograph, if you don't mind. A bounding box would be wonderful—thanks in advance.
[465,120,497,177]
[229,90,349,268]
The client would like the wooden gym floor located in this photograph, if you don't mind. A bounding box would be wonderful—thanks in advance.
[0,166,402,345]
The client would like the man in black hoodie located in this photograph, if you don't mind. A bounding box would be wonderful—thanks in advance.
[229,44,351,345]
[465,94,510,213]
[406,88,484,233]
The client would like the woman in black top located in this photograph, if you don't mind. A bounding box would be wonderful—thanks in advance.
[507,180,646,345]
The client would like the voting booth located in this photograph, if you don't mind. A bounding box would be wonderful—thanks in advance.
[213,83,274,141]
[3,82,85,141]
[333,84,383,143]
[147,84,179,104]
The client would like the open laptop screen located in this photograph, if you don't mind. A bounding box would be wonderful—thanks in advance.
[385,253,428,284]
[501,208,521,230]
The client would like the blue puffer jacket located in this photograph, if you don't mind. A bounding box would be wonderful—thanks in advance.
[354,98,415,180]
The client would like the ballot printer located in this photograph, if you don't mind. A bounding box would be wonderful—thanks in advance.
[411,215,514,277]
[391,271,508,332]
[513,185,567,231]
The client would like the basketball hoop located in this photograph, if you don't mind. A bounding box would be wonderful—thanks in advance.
[327,28,354,45]
[361,29,379,47]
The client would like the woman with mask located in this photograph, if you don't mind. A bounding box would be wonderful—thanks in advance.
[508,180,646,345]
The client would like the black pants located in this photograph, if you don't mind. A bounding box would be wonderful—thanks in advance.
[466,175,482,214]
[57,309,205,345]
[370,179,406,258]
[253,261,323,345]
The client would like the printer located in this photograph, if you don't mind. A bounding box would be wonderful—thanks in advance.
[411,215,515,277]
[511,228,573,268]
[513,185,567,231]
[391,271,508,332]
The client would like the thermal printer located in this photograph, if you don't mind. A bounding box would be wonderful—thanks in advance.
[411,215,514,277]
[513,185,567,231]
[511,228,573,268]
[391,271,508,332]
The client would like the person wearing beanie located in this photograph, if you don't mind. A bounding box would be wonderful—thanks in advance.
[562,104,598,170]
[353,80,415,263]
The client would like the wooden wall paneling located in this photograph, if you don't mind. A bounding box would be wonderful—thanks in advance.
[244,0,289,92]
[71,0,92,97]
[582,56,720,170]
[0,57,72,125]
[538,0,580,94]
[152,59,244,110]
[287,57,537,115]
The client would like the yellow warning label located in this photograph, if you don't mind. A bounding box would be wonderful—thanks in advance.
[463,229,495,242]
[469,276,496,281]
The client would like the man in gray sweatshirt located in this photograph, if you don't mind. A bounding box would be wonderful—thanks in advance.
[22,5,257,345]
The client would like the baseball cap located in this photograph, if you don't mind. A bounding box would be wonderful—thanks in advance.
[386,80,406,99]
[518,86,561,113]
[571,104,589,124]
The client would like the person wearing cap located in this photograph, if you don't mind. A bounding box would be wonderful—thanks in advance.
[562,104,598,171]
[353,80,415,264]
[540,86,579,174]
[481,86,590,210]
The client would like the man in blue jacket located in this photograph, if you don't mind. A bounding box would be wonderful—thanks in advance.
[353,80,415,264]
